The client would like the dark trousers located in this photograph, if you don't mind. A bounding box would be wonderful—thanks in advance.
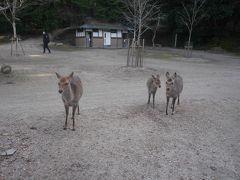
[43,42,51,53]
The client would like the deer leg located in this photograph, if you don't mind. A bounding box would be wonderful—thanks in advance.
[166,96,169,115]
[172,98,177,115]
[72,105,77,131]
[177,95,180,105]
[64,105,69,130]
[153,92,156,108]
[147,93,151,104]
[77,104,80,115]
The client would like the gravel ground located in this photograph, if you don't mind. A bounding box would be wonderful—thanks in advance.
[0,39,240,180]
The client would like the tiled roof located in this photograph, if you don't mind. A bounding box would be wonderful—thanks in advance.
[80,23,131,30]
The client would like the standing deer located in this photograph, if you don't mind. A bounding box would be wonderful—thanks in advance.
[55,72,83,130]
[165,72,183,115]
[147,74,161,108]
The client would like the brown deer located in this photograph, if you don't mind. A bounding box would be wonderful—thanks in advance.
[165,72,183,115]
[55,72,83,130]
[147,74,161,108]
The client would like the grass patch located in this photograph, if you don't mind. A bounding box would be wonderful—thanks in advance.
[0,36,10,44]
[144,50,180,60]
[50,44,81,52]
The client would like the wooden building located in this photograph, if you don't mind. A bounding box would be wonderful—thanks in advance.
[75,20,130,48]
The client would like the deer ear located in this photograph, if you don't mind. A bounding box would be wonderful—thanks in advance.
[55,72,61,79]
[69,72,74,78]
[152,75,155,79]
[166,72,170,78]
[156,74,160,78]
[174,72,177,77]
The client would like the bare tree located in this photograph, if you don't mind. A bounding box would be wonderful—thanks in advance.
[123,0,160,44]
[122,0,160,67]
[0,0,61,38]
[0,0,26,39]
[150,14,166,47]
[0,0,28,55]
[178,0,206,55]
[0,0,55,55]
[0,3,10,11]
[151,16,161,47]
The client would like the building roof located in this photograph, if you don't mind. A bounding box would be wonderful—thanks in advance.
[79,22,131,31]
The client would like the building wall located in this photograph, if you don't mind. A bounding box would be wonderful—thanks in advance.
[76,27,129,48]
[76,34,127,48]
[92,37,104,48]
[76,37,86,47]
[111,38,123,48]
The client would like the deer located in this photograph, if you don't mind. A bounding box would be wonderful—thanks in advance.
[165,72,183,115]
[55,72,83,130]
[147,74,161,108]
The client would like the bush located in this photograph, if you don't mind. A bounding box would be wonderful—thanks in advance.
[208,37,237,51]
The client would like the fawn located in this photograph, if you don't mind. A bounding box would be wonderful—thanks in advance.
[55,72,83,130]
[165,72,183,115]
[147,74,161,108]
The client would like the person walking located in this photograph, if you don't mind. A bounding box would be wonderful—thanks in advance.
[43,31,51,53]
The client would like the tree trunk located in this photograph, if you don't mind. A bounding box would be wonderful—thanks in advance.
[152,18,160,47]
[186,27,193,57]
[152,31,156,47]
[136,18,142,67]
[127,39,131,67]
[174,33,178,48]
[12,21,17,39]
[131,40,135,67]
[12,0,17,39]
[188,27,192,48]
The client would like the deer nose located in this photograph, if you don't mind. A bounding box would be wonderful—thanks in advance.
[166,88,170,91]
[58,90,63,94]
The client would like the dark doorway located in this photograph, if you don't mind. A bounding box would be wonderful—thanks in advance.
[86,32,93,47]
[122,33,128,48]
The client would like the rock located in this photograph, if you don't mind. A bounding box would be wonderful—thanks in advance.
[1,148,16,156]
[1,64,12,74]
[155,44,162,48]
[48,42,56,46]
[210,47,226,53]
[30,126,37,130]
[210,166,217,171]
[5,81,15,85]
[1,133,9,136]
[56,43,63,46]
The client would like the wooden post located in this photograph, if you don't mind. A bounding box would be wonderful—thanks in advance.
[11,38,13,56]
[19,37,25,55]
[16,37,19,56]
[10,36,25,56]
[131,40,135,67]
[174,33,178,48]
[184,42,193,57]
[127,39,130,66]
[143,39,145,51]
[141,39,144,67]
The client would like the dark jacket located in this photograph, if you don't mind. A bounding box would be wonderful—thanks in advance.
[43,33,50,44]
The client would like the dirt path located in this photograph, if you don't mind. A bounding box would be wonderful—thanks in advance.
[0,39,240,180]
